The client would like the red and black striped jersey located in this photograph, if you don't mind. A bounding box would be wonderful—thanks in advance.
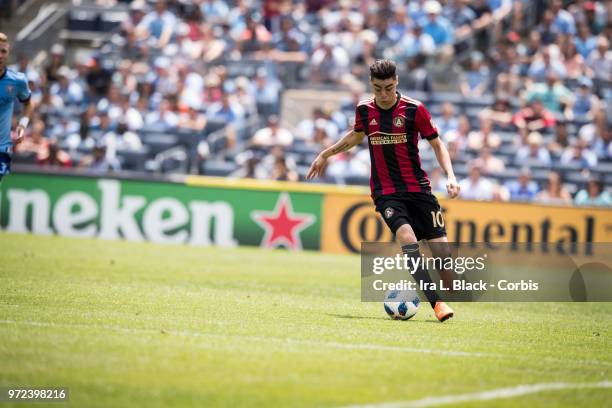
[353,92,438,199]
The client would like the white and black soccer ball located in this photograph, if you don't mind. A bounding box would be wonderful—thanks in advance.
[383,289,420,320]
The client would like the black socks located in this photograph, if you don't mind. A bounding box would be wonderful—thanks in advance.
[402,243,440,308]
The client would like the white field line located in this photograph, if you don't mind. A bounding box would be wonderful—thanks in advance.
[344,381,612,408]
[0,320,610,367]
[0,319,495,358]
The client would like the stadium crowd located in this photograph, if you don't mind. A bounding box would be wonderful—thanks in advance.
[6,0,612,206]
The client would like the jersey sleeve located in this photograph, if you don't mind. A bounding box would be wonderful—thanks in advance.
[17,73,32,103]
[415,103,438,140]
[353,105,364,133]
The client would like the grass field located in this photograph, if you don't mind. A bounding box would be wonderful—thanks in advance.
[0,232,610,407]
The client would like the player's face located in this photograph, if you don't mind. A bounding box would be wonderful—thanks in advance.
[0,42,9,70]
[371,76,398,106]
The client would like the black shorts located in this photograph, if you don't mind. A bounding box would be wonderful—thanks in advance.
[375,192,446,241]
[0,152,11,181]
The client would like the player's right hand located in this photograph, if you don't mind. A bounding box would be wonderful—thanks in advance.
[11,128,25,145]
[306,154,327,180]
[446,177,460,199]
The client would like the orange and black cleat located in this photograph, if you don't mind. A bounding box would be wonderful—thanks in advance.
[434,301,454,322]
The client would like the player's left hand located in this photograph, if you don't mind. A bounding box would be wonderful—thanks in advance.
[447,178,460,199]
[13,125,26,145]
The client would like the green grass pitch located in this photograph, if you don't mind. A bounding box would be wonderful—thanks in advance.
[0,232,610,407]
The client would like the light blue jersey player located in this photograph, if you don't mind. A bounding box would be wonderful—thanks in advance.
[0,32,33,181]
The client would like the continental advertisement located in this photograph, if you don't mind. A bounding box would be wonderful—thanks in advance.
[1,172,611,255]
[322,193,612,255]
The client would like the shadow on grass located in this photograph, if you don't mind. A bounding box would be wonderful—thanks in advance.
[327,313,441,324]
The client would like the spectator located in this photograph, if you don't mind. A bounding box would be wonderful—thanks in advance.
[295,107,340,142]
[528,45,567,81]
[473,146,505,174]
[420,1,454,48]
[514,131,552,167]
[512,99,556,133]
[578,108,606,146]
[574,177,611,207]
[50,66,84,107]
[593,127,611,161]
[460,51,490,97]
[237,11,272,54]
[44,44,66,84]
[258,146,297,180]
[586,35,612,82]
[467,117,501,150]
[253,68,281,107]
[506,167,539,202]
[207,91,245,125]
[548,120,572,157]
[145,97,179,129]
[311,34,351,84]
[574,22,597,59]
[136,0,178,48]
[428,167,447,195]
[326,148,370,183]
[390,22,435,60]
[560,138,598,168]
[14,119,49,159]
[536,10,559,46]
[573,76,601,120]
[400,54,433,92]
[444,115,469,150]
[436,102,458,136]
[79,141,121,173]
[178,103,207,132]
[85,56,113,99]
[525,70,573,117]
[37,139,72,168]
[65,113,96,153]
[459,164,495,200]
[536,171,572,205]
[230,152,264,179]
[306,120,334,149]
[550,0,576,35]
[479,98,513,129]
[103,121,143,161]
[251,115,294,147]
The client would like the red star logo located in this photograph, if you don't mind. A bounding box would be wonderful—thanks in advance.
[251,193,315,250]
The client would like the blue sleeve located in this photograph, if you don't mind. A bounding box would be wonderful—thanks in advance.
[17,74,32,103]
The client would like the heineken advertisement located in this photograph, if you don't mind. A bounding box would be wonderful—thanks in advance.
[0,173,322,250]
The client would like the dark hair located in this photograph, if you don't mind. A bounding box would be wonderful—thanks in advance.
[370,59,397,80]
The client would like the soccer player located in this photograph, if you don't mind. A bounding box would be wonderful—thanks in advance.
[307,59,459,322]
[0,32,33,182]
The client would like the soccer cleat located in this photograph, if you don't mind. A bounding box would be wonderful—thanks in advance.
[434,301,454,322]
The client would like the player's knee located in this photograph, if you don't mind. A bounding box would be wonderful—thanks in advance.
[396,224,417,244]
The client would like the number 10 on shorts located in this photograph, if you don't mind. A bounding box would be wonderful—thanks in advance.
[431,211,445,228]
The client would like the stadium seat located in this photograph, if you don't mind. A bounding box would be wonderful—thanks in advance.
[344,175,370,186]
[142,133,179,157]
[256,101,280,119]
[202,160,237,177]
[204,119,227,136]
[116,147,149,171]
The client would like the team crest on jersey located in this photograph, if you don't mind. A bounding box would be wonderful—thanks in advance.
[384,208,394,219]
[393,116,404,127]
[6,85,13,94]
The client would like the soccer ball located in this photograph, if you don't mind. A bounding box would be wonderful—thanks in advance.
[383,289,420,320]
